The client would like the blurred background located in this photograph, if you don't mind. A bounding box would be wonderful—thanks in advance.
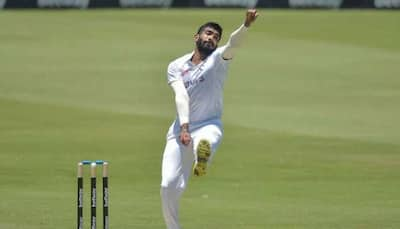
[1,0,400,9]
[1,1,399,229]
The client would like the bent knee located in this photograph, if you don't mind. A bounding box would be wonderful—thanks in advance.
[161,179,187,191]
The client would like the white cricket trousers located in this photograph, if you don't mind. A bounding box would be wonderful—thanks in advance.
[160,124,223,229]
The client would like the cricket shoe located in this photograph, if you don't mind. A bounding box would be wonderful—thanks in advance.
[193,139,211,177]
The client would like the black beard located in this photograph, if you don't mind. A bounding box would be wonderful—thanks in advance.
[196,39,217,59]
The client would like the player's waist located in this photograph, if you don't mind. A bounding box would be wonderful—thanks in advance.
[166,117,222,140]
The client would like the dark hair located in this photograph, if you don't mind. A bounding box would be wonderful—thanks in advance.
[197,22,223,39]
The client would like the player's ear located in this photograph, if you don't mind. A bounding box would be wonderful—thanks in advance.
[194,34,199,42]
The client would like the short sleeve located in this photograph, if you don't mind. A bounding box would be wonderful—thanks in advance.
[167,62,181,85]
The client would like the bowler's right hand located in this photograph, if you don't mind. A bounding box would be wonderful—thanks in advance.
[180,123,192,146]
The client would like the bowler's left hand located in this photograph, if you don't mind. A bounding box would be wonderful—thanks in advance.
[244,9,259,27]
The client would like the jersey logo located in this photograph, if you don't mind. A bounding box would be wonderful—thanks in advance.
[184,76,205,89]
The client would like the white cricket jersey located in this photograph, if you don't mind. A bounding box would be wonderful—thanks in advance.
[167,46,230,138]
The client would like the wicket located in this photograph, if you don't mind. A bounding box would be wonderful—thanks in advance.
[77,160,109,229]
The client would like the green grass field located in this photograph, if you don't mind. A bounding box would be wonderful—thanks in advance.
[1,9,400,228]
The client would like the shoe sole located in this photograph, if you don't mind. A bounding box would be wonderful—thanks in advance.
[193,139,211,177]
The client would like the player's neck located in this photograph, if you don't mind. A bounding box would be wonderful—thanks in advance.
[191,49,208,65]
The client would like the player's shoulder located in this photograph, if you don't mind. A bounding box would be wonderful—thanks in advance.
[214,46,227,56]
[208,45,230,63]
[168,52,192,69]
